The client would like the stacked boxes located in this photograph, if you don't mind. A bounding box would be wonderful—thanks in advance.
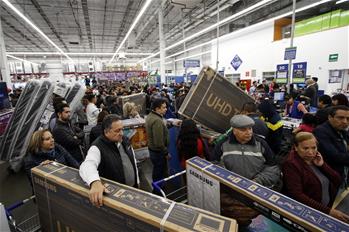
[187,157,349,232]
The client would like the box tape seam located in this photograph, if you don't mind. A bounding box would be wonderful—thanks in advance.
[43,165,66,232]
[160,201,176,232]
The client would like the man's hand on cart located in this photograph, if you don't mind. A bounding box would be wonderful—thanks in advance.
[89,180,106,207]
[40,160,53,165]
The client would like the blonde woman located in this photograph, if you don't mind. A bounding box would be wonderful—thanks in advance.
[24,129,79,180]
[123,102,141,119]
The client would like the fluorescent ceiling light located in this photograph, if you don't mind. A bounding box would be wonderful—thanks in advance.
[174,51,211,62]
[149,40,213,64]
[2,0,74,63]
[109,0,154,63]
[158,51,211,65]
[139,0,273,64]
[167,0,274,52]
[336,0,349,4]
[7,54,39,65]
[140,0,333,64]
[7,52,153,56]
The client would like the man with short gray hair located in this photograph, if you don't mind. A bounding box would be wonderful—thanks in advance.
[80,114,138,207]
[214,114,280,187]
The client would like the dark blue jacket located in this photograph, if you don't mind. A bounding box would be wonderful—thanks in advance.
[313,121,349,182]
[24,143,79,180]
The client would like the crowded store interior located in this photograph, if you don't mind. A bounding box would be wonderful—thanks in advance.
[1,0,349,231]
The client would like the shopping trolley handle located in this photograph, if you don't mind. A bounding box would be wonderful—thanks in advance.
[5,195,35,216]
[152,170,186,198]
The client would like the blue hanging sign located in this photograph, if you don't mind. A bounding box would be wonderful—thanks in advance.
[284,47,297,60]
[276,64,288,84]
[292,62,307,83]
[183,60,200,68]
[230,55,243,71]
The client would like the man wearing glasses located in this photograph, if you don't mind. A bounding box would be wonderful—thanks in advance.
[80,114,139,207]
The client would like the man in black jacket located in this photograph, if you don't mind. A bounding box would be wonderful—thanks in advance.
[315,94,332,126]
[240,102,268,139]
[79,114,138,207]
[52,103,85,163]
[313,105,349,187]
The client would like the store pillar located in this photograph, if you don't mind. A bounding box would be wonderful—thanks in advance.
[158,1,166,84]
[0,17,11,86]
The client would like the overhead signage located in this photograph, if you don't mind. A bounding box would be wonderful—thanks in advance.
[284,47,297,60]
[230,55,243,71]
[292,62,307,84]
[329,54,338,62]
[276,64,288,84]
[183,59,200,68]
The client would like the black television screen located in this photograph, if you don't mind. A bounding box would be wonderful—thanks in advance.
[0,82,11,110]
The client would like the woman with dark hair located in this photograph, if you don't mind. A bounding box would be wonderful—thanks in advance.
[258,99,283,154]
[24,129,79,182]
[332,93,349,107]
[177,119,208,169]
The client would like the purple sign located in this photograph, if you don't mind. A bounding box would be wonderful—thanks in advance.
[231,55,243,71]
[0,110,13,136]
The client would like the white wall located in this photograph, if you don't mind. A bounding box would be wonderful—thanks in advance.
[211,22,349,94]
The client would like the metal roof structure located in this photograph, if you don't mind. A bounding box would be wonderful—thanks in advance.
[1,0,347,63]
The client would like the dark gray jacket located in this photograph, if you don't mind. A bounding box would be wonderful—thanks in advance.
[214,133,281,188]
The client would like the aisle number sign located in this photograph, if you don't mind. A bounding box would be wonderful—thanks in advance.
[284,47,297,60]
[276,64,288,84]
[292,62,307,83]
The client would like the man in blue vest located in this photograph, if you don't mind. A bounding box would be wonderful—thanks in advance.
[80,114,138,207]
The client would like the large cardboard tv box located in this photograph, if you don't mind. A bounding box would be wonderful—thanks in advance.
[179,67,254,133]
[32,162,237,232]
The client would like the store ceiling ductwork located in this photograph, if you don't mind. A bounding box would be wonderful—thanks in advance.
[1,0,347,62]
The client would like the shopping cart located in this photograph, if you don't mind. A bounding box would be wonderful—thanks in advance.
[5,195,40,232]
[152,170,187,203]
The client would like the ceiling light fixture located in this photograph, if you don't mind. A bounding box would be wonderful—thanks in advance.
[149,40,213,64]
[7,52,153,56]
[155,51,211,65]
[336,0,349,4]
[109,0,154,63]
[140,0,333,64]
[2,0,74,63]
[139,0,274,64]
[7,54,40,65]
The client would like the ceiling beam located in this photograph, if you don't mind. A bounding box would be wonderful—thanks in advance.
[102,0,108,50]
[113,0,135,51]
[68,0,83,41]
[1,6,46,48]
[81,0,93,50]
[1,17,44,51]
[30,0,69,51]
[3,31,33,51]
